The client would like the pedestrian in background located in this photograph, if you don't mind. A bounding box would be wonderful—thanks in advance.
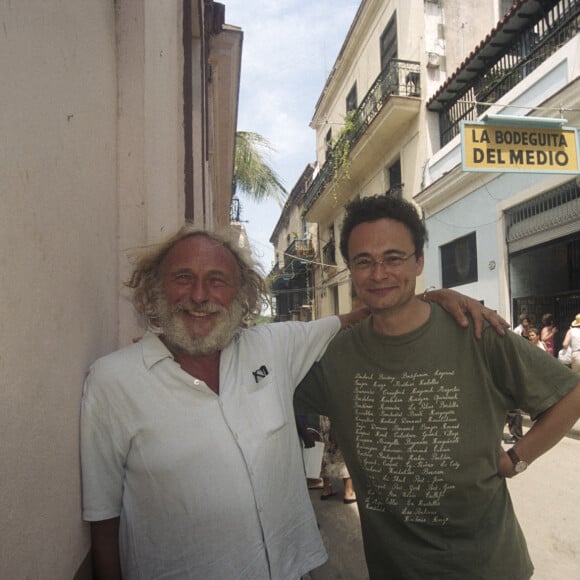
[540,313,557,356]
[562,314,580,374]
[514,314,531,339]
[319,416,357,504]
[528,327,547,351]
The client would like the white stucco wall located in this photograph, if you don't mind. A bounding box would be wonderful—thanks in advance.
[308,0,501,319]
[422,169,577,312]
[0,1,117,577]
[116,0,187,345]
[0,0,229,575]
[421,35,580,315]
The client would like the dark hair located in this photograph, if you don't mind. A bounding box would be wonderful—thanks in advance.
[339,195,428,262]
[541,313,553,326]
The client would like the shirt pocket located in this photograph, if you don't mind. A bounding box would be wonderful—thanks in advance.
[243,374,288,436]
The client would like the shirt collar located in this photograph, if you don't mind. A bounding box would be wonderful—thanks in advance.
[141,331,174,370]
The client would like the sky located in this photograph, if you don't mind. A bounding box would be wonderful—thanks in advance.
[225,0,361,273]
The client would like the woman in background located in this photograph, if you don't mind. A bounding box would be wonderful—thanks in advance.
[319,416,356,504]
[528,327,547,351]
[540,313,557,356]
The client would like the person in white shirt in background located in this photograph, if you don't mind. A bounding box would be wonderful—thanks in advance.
[562,314,580,374]
[513,314,531,339]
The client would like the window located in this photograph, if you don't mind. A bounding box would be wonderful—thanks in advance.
[384,160,402,197]
[322,226,336,266]
[329,284,339,316]
[380,12,398,71]
[346,83,358,113]
[325,128,333,163]
[440,233,478,288]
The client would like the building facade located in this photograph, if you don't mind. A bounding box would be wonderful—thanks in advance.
[303,0,508,316]
[0,1,241,577]
[417,0,580,349]
[269,165,318,322]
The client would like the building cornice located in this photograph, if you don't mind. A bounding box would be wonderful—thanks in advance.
[414,166,498,217]
[311,0,383,128]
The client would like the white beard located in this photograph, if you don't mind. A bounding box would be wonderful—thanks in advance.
[157,296,244,355]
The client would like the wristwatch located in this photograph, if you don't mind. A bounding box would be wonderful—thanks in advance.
[507,447,528,474]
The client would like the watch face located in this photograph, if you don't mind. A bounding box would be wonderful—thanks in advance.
[514,461,528,473]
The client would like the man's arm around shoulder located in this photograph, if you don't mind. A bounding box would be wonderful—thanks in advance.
[91,517,122,580]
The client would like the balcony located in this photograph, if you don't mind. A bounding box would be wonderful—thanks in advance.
[269,238,315,321]
[284,238,315,267]
[270,238,314,292]
[427,0,580,147]
[267,261,281,280]
[304,59,421,221]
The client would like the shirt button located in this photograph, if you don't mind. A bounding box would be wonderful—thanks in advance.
[233,433,239,440]
[193,379,200,385]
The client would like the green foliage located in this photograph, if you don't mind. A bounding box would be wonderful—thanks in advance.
[329,110,361,183]
[234,131,288,206]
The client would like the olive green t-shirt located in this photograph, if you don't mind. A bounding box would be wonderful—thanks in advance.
[295,304,578,580]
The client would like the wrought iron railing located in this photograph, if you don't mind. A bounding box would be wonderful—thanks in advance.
[284,238,315,267]
[304,59,420,210]
[267,261,281,279]
[506,179,580,243]
[439,0,580,146]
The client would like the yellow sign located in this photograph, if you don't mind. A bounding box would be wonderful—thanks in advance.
[461,122,580,173]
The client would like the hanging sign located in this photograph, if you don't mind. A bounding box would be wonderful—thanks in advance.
[461,121,580,173]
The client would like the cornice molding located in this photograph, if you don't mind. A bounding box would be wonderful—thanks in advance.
[414,166,498,217]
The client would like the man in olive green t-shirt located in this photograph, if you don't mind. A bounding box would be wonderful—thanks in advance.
[296,195,580,580]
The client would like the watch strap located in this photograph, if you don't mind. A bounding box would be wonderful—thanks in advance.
[507,447,528,473]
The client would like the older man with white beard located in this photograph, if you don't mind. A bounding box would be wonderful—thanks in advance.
[81,225,507,580]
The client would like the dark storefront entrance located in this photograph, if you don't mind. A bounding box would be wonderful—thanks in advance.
[507,179,580,351]
[511,236,580,352]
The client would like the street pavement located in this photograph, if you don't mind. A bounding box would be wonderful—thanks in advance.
[307,430,580,579]
[507,433,580,579]
[307,485,368,580]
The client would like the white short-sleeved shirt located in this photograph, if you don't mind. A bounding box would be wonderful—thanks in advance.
[81,317,340,580]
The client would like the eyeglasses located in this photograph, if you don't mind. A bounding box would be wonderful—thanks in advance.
[349,252,417,273]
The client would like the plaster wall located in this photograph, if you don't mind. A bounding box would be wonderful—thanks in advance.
[422,171,549,311]
[0,1,221,575]
[421,34,580,317]
[313,0,406,165]
[439,0,496,73]
[116,0,187,345]
[0,1,117,577]
[312,0,497,167]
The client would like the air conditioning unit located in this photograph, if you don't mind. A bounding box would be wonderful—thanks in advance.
[426,52,440,69]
